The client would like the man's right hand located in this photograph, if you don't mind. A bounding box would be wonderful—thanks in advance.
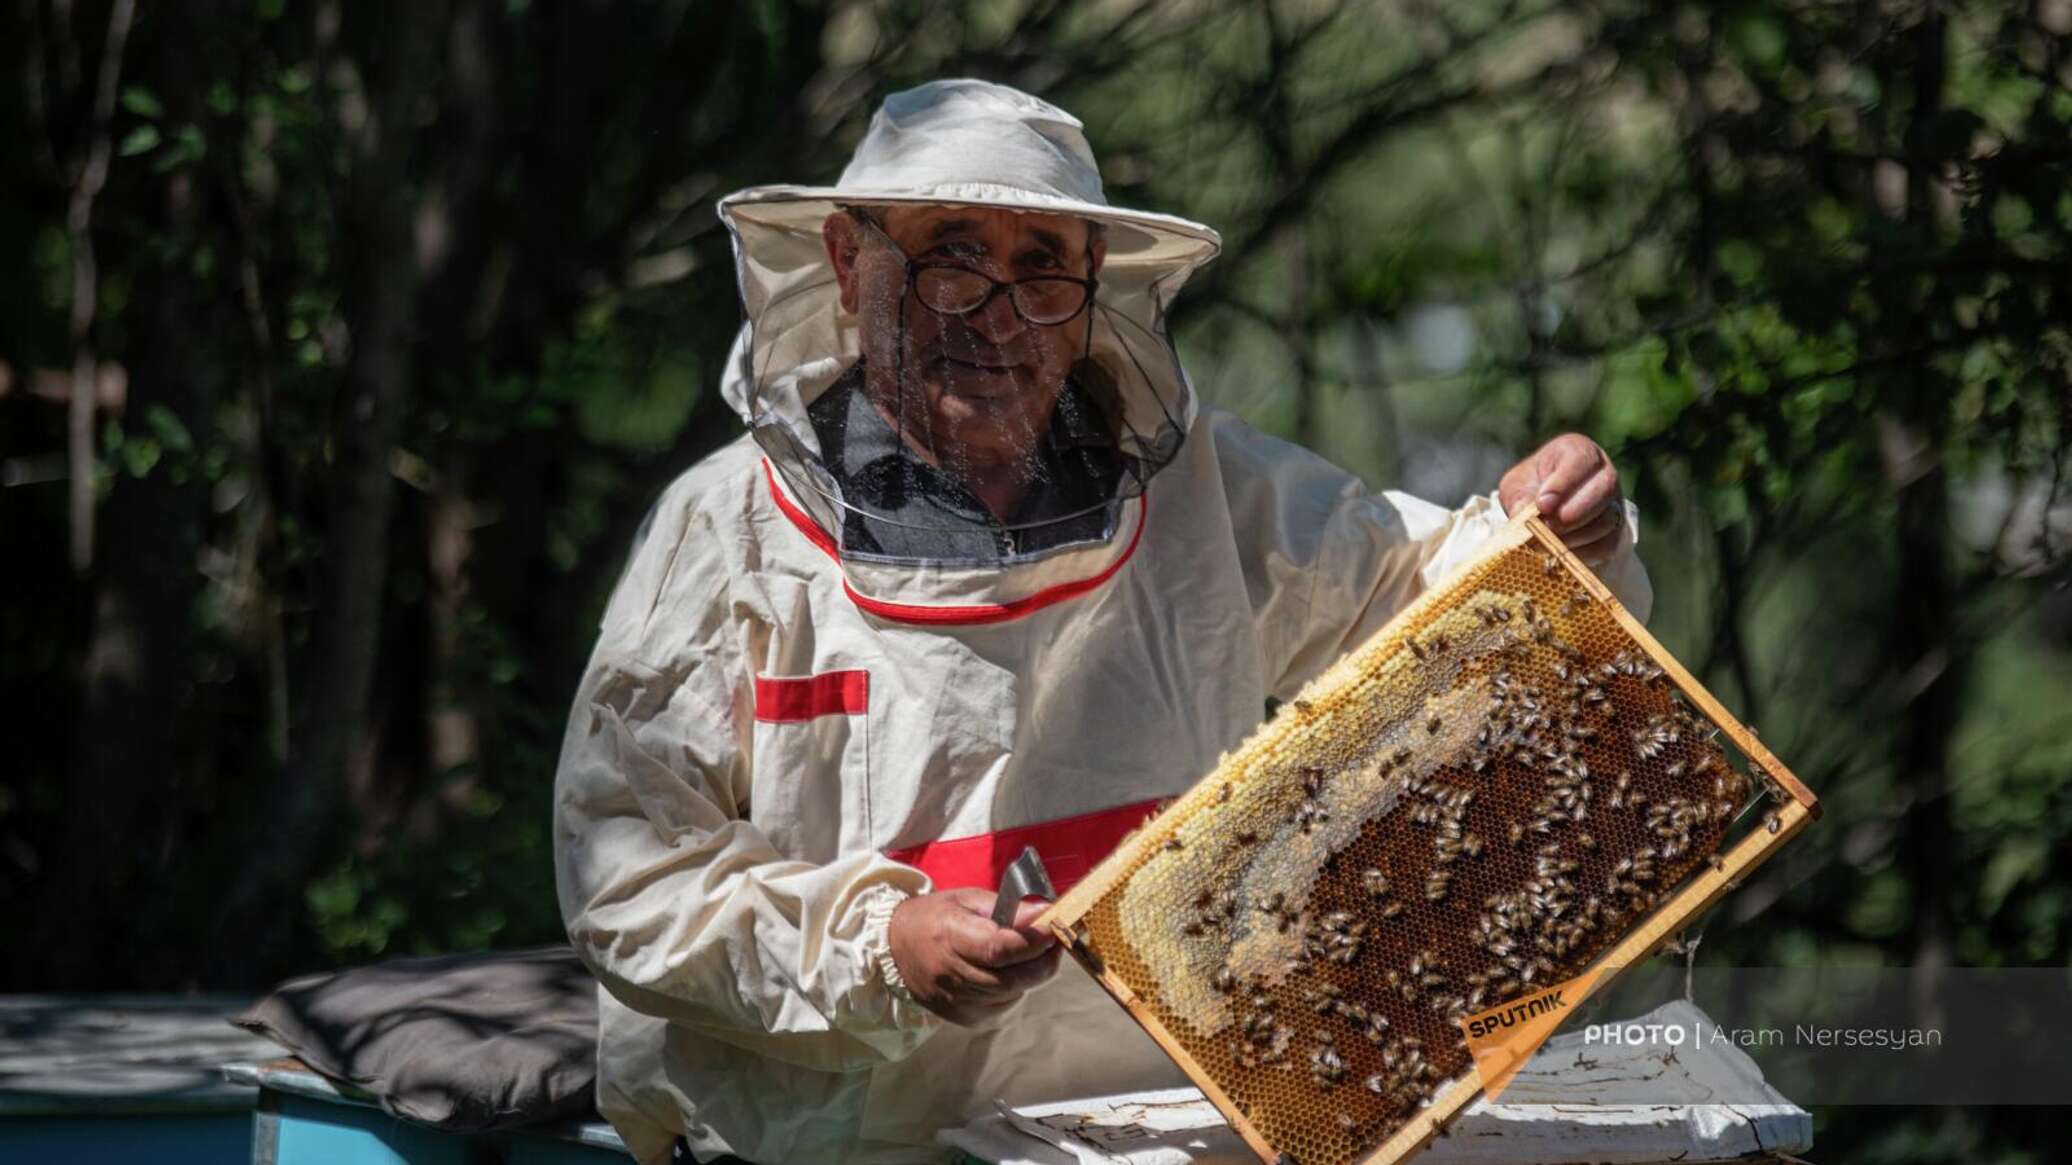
[886,888,1061,1025]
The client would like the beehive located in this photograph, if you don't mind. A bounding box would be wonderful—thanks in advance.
[1039,510,1818,1165]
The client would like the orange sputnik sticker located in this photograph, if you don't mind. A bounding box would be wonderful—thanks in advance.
[1458,965,1617,1099]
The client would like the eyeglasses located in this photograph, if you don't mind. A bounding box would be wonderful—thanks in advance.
[907,263,1099,326]
[851,211,1100,326]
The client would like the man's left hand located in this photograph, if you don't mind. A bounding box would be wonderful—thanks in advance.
[1498,434,1625,567]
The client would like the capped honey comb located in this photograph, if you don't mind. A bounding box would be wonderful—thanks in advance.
[1040,511,1818,1165]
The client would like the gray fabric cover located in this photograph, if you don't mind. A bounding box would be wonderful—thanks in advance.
[232,946,598,1131]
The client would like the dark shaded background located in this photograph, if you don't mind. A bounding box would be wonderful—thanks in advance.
[3,1,2067,1159]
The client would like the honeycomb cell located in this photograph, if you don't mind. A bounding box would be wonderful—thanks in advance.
[1050,521,1805,1165]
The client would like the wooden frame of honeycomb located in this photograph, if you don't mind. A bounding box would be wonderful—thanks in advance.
[1039,509,1820,1165]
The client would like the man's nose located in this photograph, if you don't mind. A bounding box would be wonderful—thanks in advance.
[964,285,1026,344]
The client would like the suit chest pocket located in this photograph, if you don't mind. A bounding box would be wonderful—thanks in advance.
[749,670,872,859]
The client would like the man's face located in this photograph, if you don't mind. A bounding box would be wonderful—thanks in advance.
[824,204,1105,471]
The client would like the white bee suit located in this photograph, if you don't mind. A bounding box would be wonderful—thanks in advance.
[553,80,1652,1165]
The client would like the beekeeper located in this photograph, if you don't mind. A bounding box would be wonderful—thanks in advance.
[555,79,1650,1165]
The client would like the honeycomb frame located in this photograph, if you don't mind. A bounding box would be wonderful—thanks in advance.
[1039,510,1820,1165]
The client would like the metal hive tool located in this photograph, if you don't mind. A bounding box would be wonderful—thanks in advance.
[1038,510,1819,1165]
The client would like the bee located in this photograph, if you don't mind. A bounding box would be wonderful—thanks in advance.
[1213,966,1237,994]
[1243,1012,1276,1043]
[1379,900,1406,919]
[1508,821,1527,845]
[1764,811,1783,834]
[1577,832,1597,851]
[1293,700,1315,716]
[1375,1028,1408,1069]
[1425,870,1453,900]
[1362,869,1391,898]
[1217,782,1232,804]
[1409,639,1428,662]
[1235,829,1260,846]
[1431,633,1451,654]
[1386,969,1417,1003]
[1164,836,1184,852]
[1541,551,1559,575]
[1293,800,1330,833]
[1462,832,1484,858]
[1336,1112,1359,1134]
[1427,715,1443,735]
[1360,1012,1392,1043]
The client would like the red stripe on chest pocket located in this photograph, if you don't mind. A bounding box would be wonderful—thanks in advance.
[753,671,869,722]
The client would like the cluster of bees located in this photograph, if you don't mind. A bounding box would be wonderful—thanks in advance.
[1082,549,1788,1165]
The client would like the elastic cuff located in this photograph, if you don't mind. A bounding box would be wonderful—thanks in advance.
[858,884,939,1036]
[1416,489,1510,590]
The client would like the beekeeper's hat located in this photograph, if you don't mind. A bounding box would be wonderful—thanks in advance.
[716,79,1221,552]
